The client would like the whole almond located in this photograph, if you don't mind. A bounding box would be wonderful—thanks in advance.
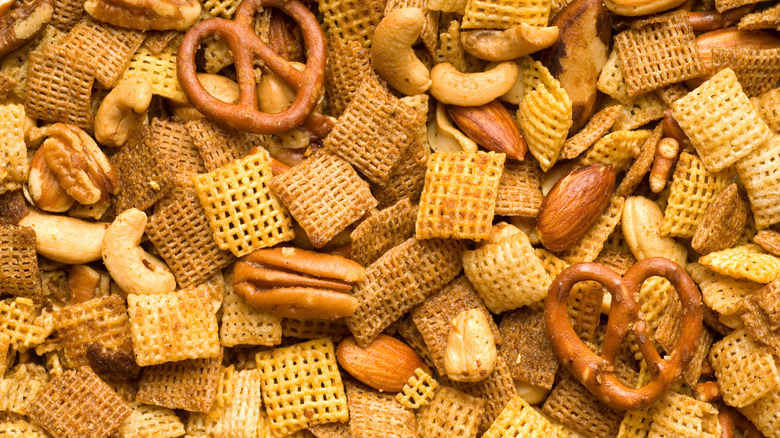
[536,163,615,252]
[336,334,430,392]
[446,100,527,160]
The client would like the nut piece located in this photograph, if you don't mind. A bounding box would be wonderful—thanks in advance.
[460,23,559,61]
[337,334,430,392]
[429,61,519,106]
[84,0,200,30]
[94,77,153,148]
[536,163,616,252]
[19,209,108,264]
[0,0,53,58]
[691,184,748,255]
[27,147,75,213]
[446,100,527,160]
[232,247,365,319]
[371,8,431,96]
[43,123,119,205]
[427,102,478,153]
[172,73,240,122]
[621,196,688,267]
[444,308,497,383]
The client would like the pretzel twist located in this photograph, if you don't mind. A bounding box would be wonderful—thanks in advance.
[177,0,327,135]
[545,257,702,410]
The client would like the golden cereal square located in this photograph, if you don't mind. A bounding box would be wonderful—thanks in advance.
[699,244,780,284]
[740,386,780,438]
[417,386,484,438]
[193,149,294,257]
[656,83,691,107]
[687,263,762,316]
[127,288,221,366]
[115,404,185,438]
[350,197,417,266]
[268,150,377,248]
[395,368,439,409]
[0,104,28,195]
[0,364,49,415]
[462,0,550,29]
[435,20,473,73]
[483,395,568,438]
[24,366,132,438]
[0,297,46,350]
[672,68,772,172]
[416,151,505,241]
[136,355,222,413]
[648,391,720,437]
[220,278,283,347]
[255,338,348,437]
[346,381,417,438]
[117,43,186,103]
[597,50,630,104]
[752,87,780,133]
[325,37,373,117]
[0,224,40,301]
[317,0,385,48]
[185,118,260,172]
[735,135,780,229]
[202,0,242,17]
[494,159,544,217]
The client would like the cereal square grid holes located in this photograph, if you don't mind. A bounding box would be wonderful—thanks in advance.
[0,224,40,302]
[0,104,29,196]
[461,0,550,29]
[135,355,223,413]
[255,338,348,437]
[346,380,417,438]
[193,149,294,257]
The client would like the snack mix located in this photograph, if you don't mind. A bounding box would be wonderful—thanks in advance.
[2,0,780,435]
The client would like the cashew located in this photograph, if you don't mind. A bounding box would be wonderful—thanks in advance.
[18,209,108,264]
[426,102,478,153]
[371,8,432,96]
[515,381,550,405]
[603,0,687,16]
[172,73,240,122]
[257,63,309,149]
[497,62,524,105]
[429,61,519,106]
[461,23,560,61]
[94,77,152,147]
[102,208,176,295]
[622,196,687,267]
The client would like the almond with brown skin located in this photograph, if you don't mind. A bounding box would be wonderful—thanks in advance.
[337,334,430,392]
[446,100,527,160]
[536,163,615,252]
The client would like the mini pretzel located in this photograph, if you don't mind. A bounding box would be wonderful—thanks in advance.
[718,407,763,438]
[545,257,703,410]
[177,0,327,135]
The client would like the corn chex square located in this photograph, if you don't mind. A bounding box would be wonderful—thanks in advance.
[735,135,780,229]
[396,368,439,409]
[317,0,385,48]
[0,297,46,350]
[699,244,780,284]
[482,395,567,438]
[648,391,720,437]
[417,385,484,438]
[350,197,417,266]
[117,42,186,103]
[0,364,49,415]
[127,288,221,366]
[220,278,282,347]
[115,404,185,438]
[0,412,47,437]
[461,0,550,29]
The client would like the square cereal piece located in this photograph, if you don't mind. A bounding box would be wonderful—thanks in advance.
[597,50,630,104]
[616,124,663,197]
[147,188,236,289]
[542,371,624,438]
[115,403,185,438]
[740,386,780,438]
[739,2,780,30]
[395,368,439,409]
[309,422,351,438]
[111,126,175,213]
[561,105,623,160]
[317,0,385,47]
[346,380,417,438]
[499,307,559,390]
[411,276,502,375]
[711,47,780,97]
[53,295,138,381]
[136,355,222,413]
[0,297,46,349]
[185,118,260,171]
[656,83,691,107]
[350,197,417,266]
[494,159,543,217]
[372,129,429,209]
[347,238,463,347]
[24,366,132,438]
[0,104,28,195]
[117,42,186,103]
[127,288,221,366]
[462,0,550,29]
[0,224,40,301]
[687,263,762,316]
[614,10,704,97]
[752,87,780,133]
[50,0,86,30]
[324,76,424,184]
[661,152,735,238]
[25,45,94,129]
[147,118,205,186]
[617,406,655,438]
[672,68,772,172]
[648,391,720,437]
[699,244,780,284]
[609,92,667,132]
[268,149,376,248]
[282,318,351,342]
[0,363,49,415]
[325,37,374,118]
[202,0,242,17]
[483,395,567,438]
[194,149,294,257]
[220,276,282,347]
[709,327,780,407]
[416,151,505,240]
[577,130,651,173]
[255,338,349,437]
[735,135,780,229]
[417,385,484,438]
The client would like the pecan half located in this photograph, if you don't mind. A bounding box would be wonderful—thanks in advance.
[232,247,365,319]
[84,0,200,31]
[0,0,53,58]
[42,123,119,205]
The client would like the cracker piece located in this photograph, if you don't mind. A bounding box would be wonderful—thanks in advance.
[616,124,662,197]
[127,288,221,366]
[350,198,416,266]
[116,404,186,438]
[578,129,651,173]
[699,243,780,283]
[499,307,559,389]
[691,183,749,254]
[742,279,780,355]
[417,385,484,438]
[256,338,349,436]
[0,364,49,415]
[54,295,138,380]
[220,277,282,347]
[268,149,376,248]
[348,238,463,347]
[317,0,384,48]
[711,46,780,97]
[396,368,439,409]
[282,318,350,341]
[672,68,771,172]
[0,224,40,301]
[661,152,735,238]
[740,387,780,438]
[735,135,780,229]
[25,366,132,438]
[494,159,544,217]
[656,83,690,107]
[59,17,145,87]
[462,229,551,313]
[416,151,505,240]
[614,11,704,96]
[194,149,294,256]
[345,381,416,438]
[136,355,222,412]
[483,395,566,438]
[610,93,667,132]
[185,118,261,171]
[325,37,374,118]
[325,77,424,184]
[739,2,780,29]
[560,195,626,264]
[411,276,502,375]
[111,126,174,213]
[561,105,623,160]
[51,0,86,31]
[0,297,46,350]
[309,422,350,438]
[542,370,624,438]
[648,391,719,437]
[372,133,429,209]
[597,50,630,104]
[687,263,761,316]
[143,30,180,54]
[117,43,186,103]
[754,229,780,256]
[203,0,241,18]
[147,188,235,289]
[0,412,48,437]
[752,87,780,133]
[462,0,550,29]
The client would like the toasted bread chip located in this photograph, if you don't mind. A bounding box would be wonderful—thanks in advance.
[616,124,662,197]
[691,184,749,254]
[561,105,622,160]
[738,2,780,30]
[499,307,559,390]
[597,51,630,104]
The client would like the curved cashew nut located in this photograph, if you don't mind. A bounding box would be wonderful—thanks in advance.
[602,0,687,16]
[429,61,519,106]
[622,196,687,267]
[94,77,153,147]
[18,210,108,264]
[371,8,431,96]
[426,102,478,153]
[102,208,176,295]
[461,23,559,61]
